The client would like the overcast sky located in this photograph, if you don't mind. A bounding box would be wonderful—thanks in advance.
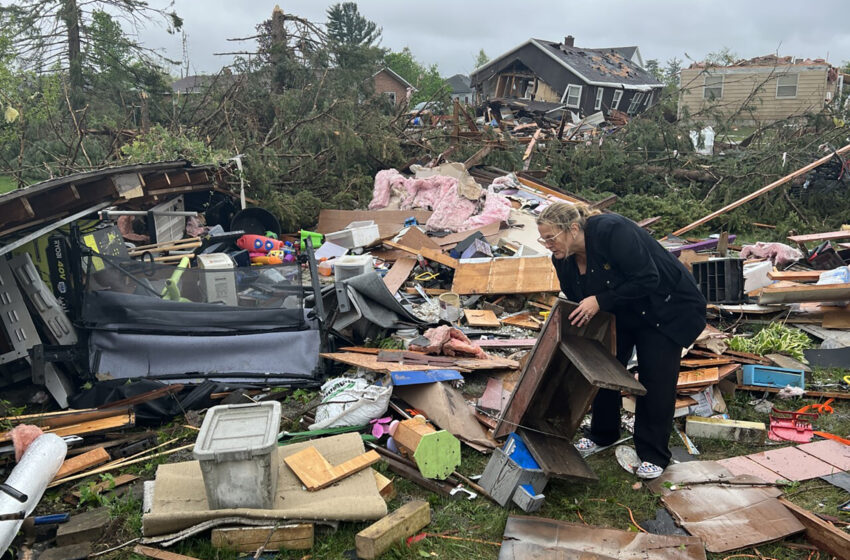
[141,0,850,78]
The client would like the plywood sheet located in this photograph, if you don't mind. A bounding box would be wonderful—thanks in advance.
[715,456,783,483]
[747,446,839,481]
[382,257,416,295]
[436,222,501,248]
[451,257,560,295]
[797,439,850,471]
[397,227,440,251]
[677,368,720,389]
[284,447,380,491]
[464,309,501,328]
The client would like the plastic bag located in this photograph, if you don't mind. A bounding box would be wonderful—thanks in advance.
[309,377,392,430]
[817,266,850,285]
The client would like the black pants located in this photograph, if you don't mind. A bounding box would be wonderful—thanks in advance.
[587,322,682,467]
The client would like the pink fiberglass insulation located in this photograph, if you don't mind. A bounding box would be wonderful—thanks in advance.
[740,242,804,267]
[9,424,45,462]
[369,169,405,210]
[461,186,512,230]
[409,325,488,360]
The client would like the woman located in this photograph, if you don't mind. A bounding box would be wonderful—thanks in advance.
[537,202,706,479]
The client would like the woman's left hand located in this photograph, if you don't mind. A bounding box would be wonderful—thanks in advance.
[568,296,600,327]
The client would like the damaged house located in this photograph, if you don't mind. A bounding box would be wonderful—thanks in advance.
[469,35,663,118]
[677,54,846,125]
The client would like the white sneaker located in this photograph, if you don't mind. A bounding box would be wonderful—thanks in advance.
[636,461,664,479]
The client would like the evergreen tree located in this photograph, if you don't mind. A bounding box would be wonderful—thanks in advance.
[474,48,489,69]
[326,2,383,69]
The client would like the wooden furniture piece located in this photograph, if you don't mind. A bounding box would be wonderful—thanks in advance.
[495,299,646,482]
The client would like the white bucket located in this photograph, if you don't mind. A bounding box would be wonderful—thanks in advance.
[438,292,462,322]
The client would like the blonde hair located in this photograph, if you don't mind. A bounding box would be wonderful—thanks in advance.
[537,202,601,231]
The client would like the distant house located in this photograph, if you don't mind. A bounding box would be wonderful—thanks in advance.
[447,74,474,104]
[677,55,845,125]
[373,68,415,107]
[469,35,662,118]
[171,72,237,95]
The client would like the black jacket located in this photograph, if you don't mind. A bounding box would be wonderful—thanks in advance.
[552,213,707,348]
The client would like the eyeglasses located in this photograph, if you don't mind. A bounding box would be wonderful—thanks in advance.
[537,231,564,245]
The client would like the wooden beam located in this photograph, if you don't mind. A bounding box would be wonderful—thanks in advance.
[355,500,431,560]
[787,230,850,245]
[284,447,380,491]
[779,498,850,560]
[55,448,110,480]
[383,240,458,269]
[672,143,850,237]
[767,270,822,283]
[759,283,850,304]
[210,524,314,552]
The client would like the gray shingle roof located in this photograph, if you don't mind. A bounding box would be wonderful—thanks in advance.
[532,39,660,87]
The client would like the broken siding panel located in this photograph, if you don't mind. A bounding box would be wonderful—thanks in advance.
[679,67,830,123]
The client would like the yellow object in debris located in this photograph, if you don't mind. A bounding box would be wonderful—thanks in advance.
[539,311,550,320]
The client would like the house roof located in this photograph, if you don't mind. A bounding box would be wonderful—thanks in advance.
[687,54,832,69]
[171,73,237,94]
[472,38,661,91]
[374,67,416,91]
[446,74,472,93]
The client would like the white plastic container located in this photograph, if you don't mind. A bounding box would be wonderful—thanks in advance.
[325,220,379,249]
[334,255,373,282]
[193,401,281,509]
[197,253,238,306]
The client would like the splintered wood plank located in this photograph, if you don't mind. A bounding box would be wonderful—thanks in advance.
[766,353,812,374]
[559,337,646,395]
[67,474,138,505]
[759,283,850,304]
[284,446,380,491]
[767,270,822,282]
[383,257,416,295]
[746,446,838,481]
[779,497,850,560]
[680,358,735,368]
[716,456,784,483]
[520,428,597,482]
[320,352,463,373]
[451,257,560,295]
[373,469,396,501]
[464,309,501,328]
[355,500,431,560]
[677,368,720,389]
[0,410,135,442]
[797,440,850,471]
[55,448,110,480]
[787,231,850,244]
[211,524,314,552]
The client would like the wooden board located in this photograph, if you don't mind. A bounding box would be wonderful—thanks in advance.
[321,352,517,372]
[520,428,597,482]
[55,447,110,480]
[765,353,812,374]
[210,524,314,552]
[373,469,396,501]
[355,500,431,560]
[779,498,850,560]
[133,545,199,560]
[787,230,850,244]
[315,209,432,236]
[677,368,720,389]
[452,257,560,295]
[0,412,136,443]
[472,338,537,348]
[0,409,134,442]
[559,337,646,394]
[767,270,822,282]
[382,257,416,295]
[759,283,850,304]
[383,240,458,268]
[284,446,380,491]
[500,313,542,330]
[823,310,850,329]
[680,358,735,368]
[464,309,501,328]
[397,227,440,251]
[436,222,501,248]
[66,474,138,505]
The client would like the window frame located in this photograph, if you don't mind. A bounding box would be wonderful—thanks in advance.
[594,87,604,111]
[703,75,723,100]
[384,91,397,105]
[776,73,798,99]
[611,90,623,110]
[627,92,644,114]
[563,84,583,109]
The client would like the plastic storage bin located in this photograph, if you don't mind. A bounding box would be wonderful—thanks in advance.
[691,258,744,303]
[193,401,281,509]
[334,255,373,282]
[325,220,379,249]
[197,253,238,306]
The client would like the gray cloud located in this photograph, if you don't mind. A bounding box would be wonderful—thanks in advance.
[141,0,850,78]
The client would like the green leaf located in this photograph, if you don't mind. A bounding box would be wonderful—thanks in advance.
[4,106,19,123]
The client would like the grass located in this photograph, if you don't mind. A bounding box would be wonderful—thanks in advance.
[0,175,15,194]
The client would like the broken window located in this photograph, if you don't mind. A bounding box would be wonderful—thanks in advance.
[704,75,723,100]
[384,91,397,104]
[776,73,798,98]
[564,84,582,108]
[627,92,643,114]
[594,87,604,111]
[611,90,623,110]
